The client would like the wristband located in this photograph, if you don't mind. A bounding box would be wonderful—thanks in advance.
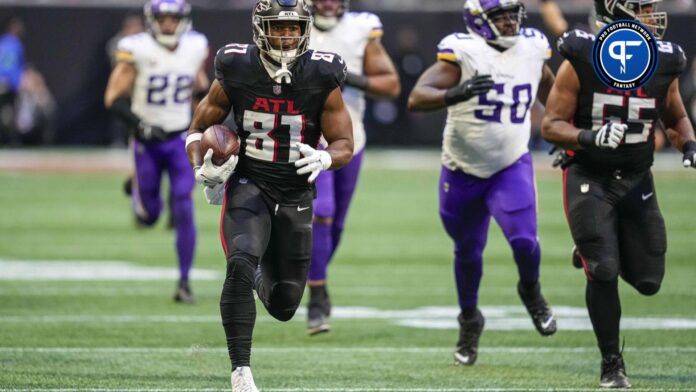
[185,133,203,149]
[577,129,595,148]
[683,140,696,153]
[110,96,141,128]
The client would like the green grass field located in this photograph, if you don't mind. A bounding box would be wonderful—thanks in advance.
[1,151,695,391]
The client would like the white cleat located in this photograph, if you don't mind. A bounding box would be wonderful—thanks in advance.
[231,366,259,392]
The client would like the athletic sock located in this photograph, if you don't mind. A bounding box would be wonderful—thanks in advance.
[586,279,621,357]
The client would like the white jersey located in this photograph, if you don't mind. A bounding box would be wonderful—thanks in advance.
[436,28,551,178]
[117,32,208,132]
[310,12,383,153]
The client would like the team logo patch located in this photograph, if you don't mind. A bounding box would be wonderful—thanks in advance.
[592,20,658,91]
[255,0,271,13]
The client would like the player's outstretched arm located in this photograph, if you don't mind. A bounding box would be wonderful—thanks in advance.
[104,61,138,126]
[541,60,583,149]
[540,0,569,38]
[536,64,556,107]
[186,80,232,169]
[662,79,696,167]
[407,61,493,112]
[407,61,460,111]
[321,87,354,169]
[359,39,401,98]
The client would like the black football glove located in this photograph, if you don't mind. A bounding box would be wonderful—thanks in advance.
[135,122,168,142]
[344,72,369,91]
[444,73,495,106]
[682,140,696,169]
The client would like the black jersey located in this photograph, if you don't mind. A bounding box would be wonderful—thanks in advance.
[558,29,687,172]
[214,44,346,202]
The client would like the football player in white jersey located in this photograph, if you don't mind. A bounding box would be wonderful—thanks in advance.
[104,0,209,303]
[305,0,400,335]
[408,0,556,365]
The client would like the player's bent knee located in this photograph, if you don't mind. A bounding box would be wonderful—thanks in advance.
[587,259,619,282]
[635,281,661,296]
[509,237,539,255]
[266,280,304,322]
[223,251,258,296]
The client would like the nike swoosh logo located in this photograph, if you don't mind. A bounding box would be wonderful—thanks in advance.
[541,316,555,330]
[297,206,310,212]
[642,192,654,201]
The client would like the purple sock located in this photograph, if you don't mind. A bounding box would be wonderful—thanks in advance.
[309,222,332,281]
[173,196,196,281]
[454,251,484,310]
[511,238,541,285]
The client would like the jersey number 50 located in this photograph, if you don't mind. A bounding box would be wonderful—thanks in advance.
[474,83,533,124]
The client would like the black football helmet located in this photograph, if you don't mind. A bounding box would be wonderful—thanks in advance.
[253,0,313,65]
[306,0,349,31]
[594,0,667,39]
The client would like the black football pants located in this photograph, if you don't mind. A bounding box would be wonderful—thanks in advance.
[564,164,666,356]
[219,174,313,369]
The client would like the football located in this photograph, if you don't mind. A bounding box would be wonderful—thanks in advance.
[200,124,240,166]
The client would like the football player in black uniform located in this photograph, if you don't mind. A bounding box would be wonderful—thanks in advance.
[542,0,696,388]
[184,0,353,390]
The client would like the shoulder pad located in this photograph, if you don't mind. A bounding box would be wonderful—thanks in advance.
[300,50,347,90]
[116,33,150,63]
[520,27,552,60]
[557,29,594,63]
[656,41,687,76]
[214,43,255,83]
[347,12,383,39]
[437,32,474,63]
[184,31,208,47]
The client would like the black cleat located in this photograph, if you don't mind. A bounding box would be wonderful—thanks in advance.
[517,281,557,336]
[572,245,584,269]
[600,354,631,389]
[453,308,485,366]
[307,285,331,336]
[173,280,195,304]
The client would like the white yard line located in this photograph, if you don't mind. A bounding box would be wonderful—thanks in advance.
[1,389,693,392]
[1,346,695,354]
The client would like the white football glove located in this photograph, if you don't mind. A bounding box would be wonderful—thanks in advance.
[203,183,226,205]
[194,149,238,187]
[294,142,332,183]
[595,122,627,149]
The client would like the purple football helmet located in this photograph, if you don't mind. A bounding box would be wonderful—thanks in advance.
[144,0,191,47]
[463,0,526,49]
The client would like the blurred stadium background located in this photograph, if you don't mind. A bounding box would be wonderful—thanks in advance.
[1,0,696,390]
